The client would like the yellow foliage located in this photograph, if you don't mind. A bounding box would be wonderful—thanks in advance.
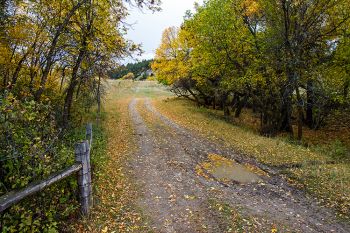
[242,0,260,16]
[152,27,192,85]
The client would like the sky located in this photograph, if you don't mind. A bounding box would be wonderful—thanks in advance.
[124,0,203,63]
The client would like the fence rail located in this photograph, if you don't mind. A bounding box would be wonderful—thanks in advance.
[0,123,93,216]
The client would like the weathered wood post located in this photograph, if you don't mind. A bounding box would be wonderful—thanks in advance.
[85,123,93,207]
[75,141,92,216]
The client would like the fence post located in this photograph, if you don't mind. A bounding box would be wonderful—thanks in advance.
[75,141,92,216]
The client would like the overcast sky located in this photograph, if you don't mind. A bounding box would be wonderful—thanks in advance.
[124,0,203,63]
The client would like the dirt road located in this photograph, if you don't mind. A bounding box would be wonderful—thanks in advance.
[126,97,349,233]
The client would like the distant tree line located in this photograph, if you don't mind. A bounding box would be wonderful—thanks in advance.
[152,0,350,140]
[110,59,153,80]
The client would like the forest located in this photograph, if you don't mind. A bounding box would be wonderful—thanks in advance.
[152,0,350,140]
[109,59,153,80]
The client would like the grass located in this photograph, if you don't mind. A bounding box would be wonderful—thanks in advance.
[154,97,350,219]
[207,199,253,232]
[207,199,286,232]
[107,80,173,99]
[73,80,173,232]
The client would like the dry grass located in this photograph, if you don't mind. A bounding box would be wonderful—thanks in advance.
[155,99,324,166]
[154,97,350,219]
[75,81,153,232]
[74,80,173,232]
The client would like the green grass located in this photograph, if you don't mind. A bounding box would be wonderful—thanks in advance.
[207,199,286,232]
[155,98,350,219]
[208,199,248,232]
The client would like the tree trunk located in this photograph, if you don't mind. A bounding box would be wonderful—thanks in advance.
[11,52,29,88]
[280,0,294,135]
[63,83,76,127]
[295,79,303,141]
[35,0,86,101]
[280,92,294,133]
[2,45,17,89]
[60,67,67,92]
[297,107,303,141]
[344,78,349,99]
[235,94,248,118]
[62,49,85,127]
[222,92,230,118]
[212,95,216,109]
[306,80,314,128]
[187,88,200,107]
[97,75,101,116]
[224,106,230,117]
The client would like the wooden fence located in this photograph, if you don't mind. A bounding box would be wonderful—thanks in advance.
[0,124,93,216]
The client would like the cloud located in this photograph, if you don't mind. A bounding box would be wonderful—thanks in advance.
[122,52,155,64]
[138,52,155,61]
[123,0,203,64]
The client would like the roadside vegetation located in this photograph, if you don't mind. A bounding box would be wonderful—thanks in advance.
[152,0,350,140]
[0,0,160,231]
[74,81,173,232]
[75,81,149,232]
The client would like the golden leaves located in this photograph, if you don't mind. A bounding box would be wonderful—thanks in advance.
[241,0,261,17]
[73,85,151,232]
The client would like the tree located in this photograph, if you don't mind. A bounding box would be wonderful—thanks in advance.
[153,0,350,139]
[260,0,350,138]
[152,27,198,102]
[122,72,135,80]
[0,0,161,230]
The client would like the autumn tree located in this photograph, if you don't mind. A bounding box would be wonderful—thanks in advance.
[153,0,350,139]
[122,72,135,80]
[260,0,350,138]
[0,0,160,230]
[152,27,198,102]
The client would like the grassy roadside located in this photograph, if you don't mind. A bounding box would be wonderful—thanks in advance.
[73,80,172,232]
[154,98,350,220]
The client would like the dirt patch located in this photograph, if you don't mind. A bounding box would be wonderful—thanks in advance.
[129,98,229,232]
